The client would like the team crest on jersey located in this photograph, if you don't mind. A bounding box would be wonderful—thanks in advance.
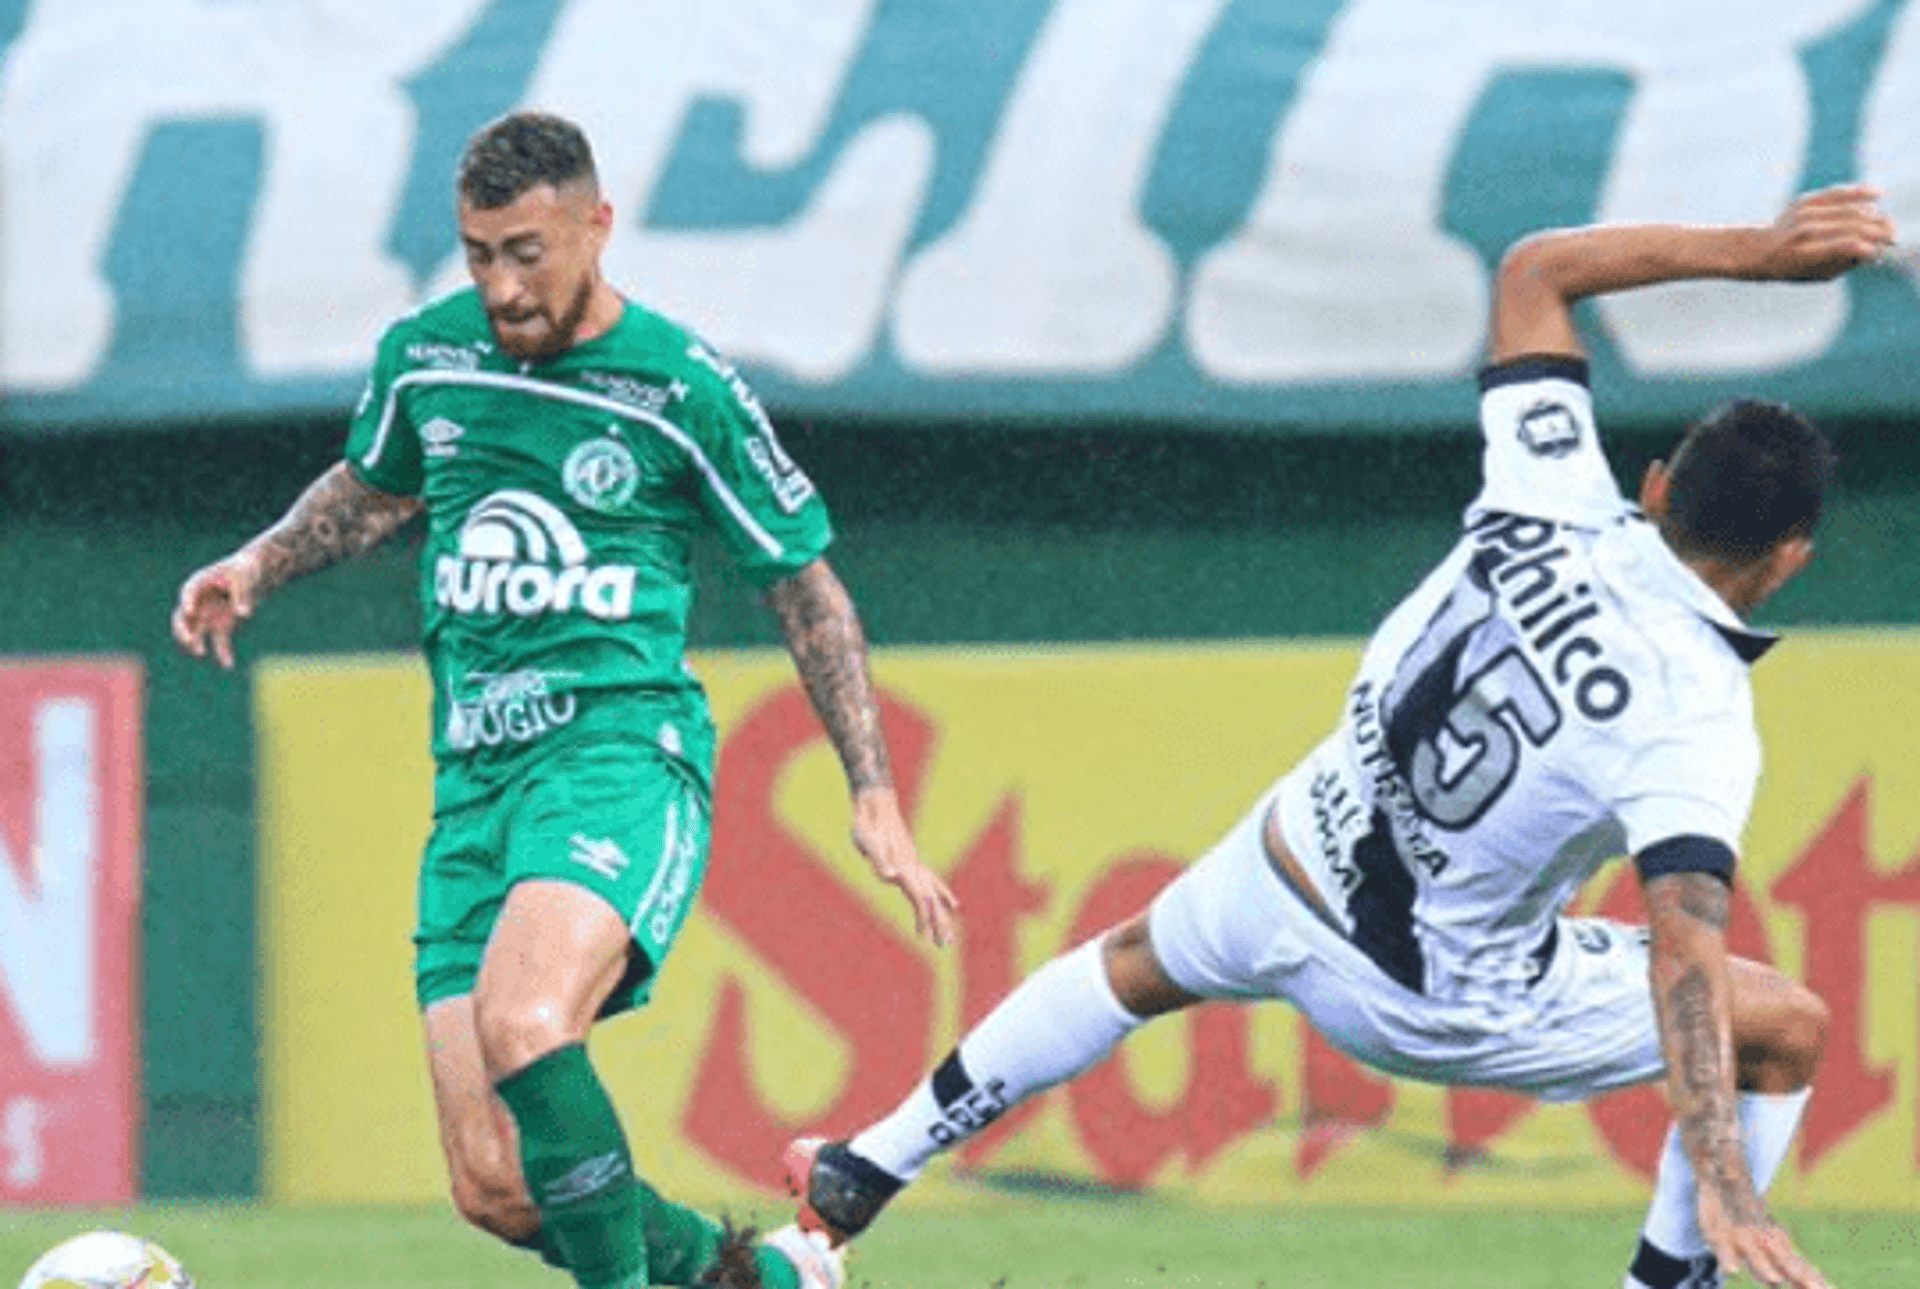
[563,435,640,511]
[1518,400,1580,457]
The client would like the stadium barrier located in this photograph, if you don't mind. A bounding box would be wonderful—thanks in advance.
[8,0,1920,432]
[258,635,1920,1211]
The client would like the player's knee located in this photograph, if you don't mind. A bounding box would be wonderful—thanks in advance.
[1776,982,1830,1081]
[1102,913,1197,1019]
[472,989,573,1079]
[1740,979,1828,1091]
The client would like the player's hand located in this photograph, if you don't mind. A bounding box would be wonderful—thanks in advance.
[170,551,263,670]
[1755,183,1896,282]
[850,786,959,948]
[1697,1183,1832,1288]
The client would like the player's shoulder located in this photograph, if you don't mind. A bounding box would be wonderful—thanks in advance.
[570,301,717,387]
[614,306,780,438]
[1602,522,1769,699]
[545,302,730,431]
[640,308,750,397]
[373,287,493,366]
[1603,597,1758,747]
[1595,612,1762,810]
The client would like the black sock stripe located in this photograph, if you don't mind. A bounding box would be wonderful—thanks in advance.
[930,1049,973,1110]
[829,1143,905,1198]
[1630,1237,1710,1289]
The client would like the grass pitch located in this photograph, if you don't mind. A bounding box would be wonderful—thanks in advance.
[0,1200,1911,1287]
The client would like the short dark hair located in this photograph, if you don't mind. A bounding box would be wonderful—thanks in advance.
[457,112,598,209]
[1663,399,1836,561]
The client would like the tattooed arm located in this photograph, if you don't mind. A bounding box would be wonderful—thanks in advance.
[172,461,422,669]
[768,558,958,946]
[1644,870,1828,1288]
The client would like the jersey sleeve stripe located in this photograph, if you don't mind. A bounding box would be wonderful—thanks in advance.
[1633,834,1736,885]
[357,384,407,475]
[1478,355,1591,392]
[373,369,788,559]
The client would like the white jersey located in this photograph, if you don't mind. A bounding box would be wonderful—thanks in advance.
[1273,357,1773,1008]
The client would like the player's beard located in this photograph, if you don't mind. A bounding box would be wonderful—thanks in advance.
[490,275,594,363]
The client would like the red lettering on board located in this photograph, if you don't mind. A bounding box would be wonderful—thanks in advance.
[1444,1088,1533,1174]
[1771,780,1920,1170]
[1298,1030,1395,1178]
[683,687,938,1187]
[0,661,143,1206]
[1065,857,1278,1187]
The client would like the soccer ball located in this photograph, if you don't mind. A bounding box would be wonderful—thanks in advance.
[15,1231,194,1289]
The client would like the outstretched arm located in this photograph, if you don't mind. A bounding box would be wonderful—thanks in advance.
[1644,870,1829,1289]
[1490,184,1895,364]
[171,461,422,668]
[767,557,959,947]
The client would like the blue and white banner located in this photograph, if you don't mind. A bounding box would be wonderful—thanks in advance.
[6,0,1920,433]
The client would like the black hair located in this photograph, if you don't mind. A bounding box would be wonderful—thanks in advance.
[457,112,598,209]
[1663,399,1836,561]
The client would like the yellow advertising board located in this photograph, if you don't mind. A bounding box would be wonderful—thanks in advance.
[258,634,1920,1211]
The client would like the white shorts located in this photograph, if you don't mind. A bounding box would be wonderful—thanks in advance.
[1147,792,1664,1102]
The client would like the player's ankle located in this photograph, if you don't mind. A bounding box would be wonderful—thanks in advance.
[1625,1237,1721,1289]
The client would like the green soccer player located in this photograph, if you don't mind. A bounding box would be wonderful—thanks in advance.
[172,111,957,1289]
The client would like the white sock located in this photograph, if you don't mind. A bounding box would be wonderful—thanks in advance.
[850,937,1143,1180]
[1739,1088,1811,1195]
[1627,1088,1812,1288]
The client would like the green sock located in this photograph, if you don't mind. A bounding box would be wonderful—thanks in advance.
[516,1186,725,1285]
[495,1044,648,1289]
[754,1246,802,1289]
[505,1227,569,1270]
[635,1186,723,1286]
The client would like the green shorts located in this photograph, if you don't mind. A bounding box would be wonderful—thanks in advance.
[413,735,711,1014]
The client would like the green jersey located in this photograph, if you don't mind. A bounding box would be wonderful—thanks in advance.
[343,288,833,811]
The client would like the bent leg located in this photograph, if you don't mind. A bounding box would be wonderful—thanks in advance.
[1103,911,1205,1017]
[790,907,1200,1246]
[848,919,1182,1185]
[477,880,653,1288]
[473,878,635,1079]
[418,744,761,1287]
[478,880,764,1289]
[1730,956,1828,1093]
[798,797,1296,1244]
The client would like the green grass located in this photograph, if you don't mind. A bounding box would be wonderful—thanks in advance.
[0,1201,1912,1288]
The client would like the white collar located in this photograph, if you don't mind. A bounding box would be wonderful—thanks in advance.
[1622,514,1778,664]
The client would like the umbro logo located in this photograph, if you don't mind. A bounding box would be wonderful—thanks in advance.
[421,416,466,458]
[542,1151,628,1204]
[568,833,631,880]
